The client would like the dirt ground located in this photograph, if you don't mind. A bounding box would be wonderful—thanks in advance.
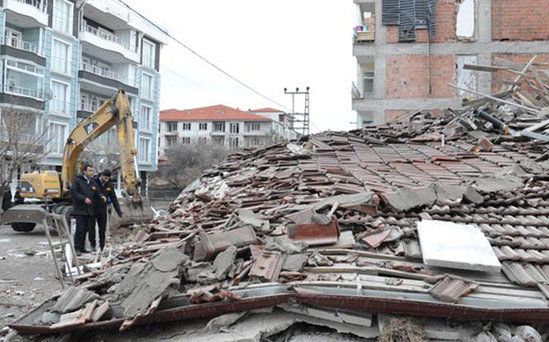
[0,224,63,332]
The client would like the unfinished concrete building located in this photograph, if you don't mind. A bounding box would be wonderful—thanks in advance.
[353,0,549,126]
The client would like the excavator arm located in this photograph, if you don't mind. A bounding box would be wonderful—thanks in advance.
[61,89,140,198]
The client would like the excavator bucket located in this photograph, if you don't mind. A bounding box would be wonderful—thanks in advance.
[109,197,154,229]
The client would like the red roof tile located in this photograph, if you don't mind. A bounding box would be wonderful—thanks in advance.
[249,107,285,113]
[160,105,271,122]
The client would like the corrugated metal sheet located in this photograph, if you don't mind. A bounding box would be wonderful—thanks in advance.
[382,0,400,25]
[399,0,416,42]
[381,0,437,41]
[427,0,436,38]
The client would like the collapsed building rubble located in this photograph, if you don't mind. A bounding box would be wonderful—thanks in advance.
[8,59,549,340]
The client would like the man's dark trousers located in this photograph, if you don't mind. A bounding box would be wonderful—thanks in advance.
[74,215,95,251]
[92,209,108,249]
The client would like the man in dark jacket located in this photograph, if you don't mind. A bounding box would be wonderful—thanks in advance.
[92,169,122,250]
[70,164,98,256]
[14,187,24,205]
[1,188,12,212]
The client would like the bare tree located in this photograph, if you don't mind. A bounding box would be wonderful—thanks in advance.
[79,128,121,173]
[151,142,233,191]
[0,106,49,211]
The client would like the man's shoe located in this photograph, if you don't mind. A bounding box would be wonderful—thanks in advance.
[76,250,82,257]
[90,246,97,253]
[81,249,90,254]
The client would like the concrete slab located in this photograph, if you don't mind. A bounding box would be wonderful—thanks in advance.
[417,220,501,273]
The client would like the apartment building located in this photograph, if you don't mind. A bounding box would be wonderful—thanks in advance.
[0,0,168,186]
[159,105,296,155]
[352,0,549,126]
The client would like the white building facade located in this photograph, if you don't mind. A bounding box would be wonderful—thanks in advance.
[0,0,168,186]
[159,105,296,155]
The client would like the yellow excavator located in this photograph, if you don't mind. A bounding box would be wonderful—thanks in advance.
[1,89,154,232]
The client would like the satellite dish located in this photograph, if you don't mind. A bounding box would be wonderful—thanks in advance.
[44,88,53,101]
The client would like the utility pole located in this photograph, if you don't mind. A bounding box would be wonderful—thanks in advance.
[284,87,310,136]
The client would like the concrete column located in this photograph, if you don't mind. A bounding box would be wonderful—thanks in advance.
[374,54,386,98]
[477,53,493,94]
[374,0,386,46]
[477,0,492,43]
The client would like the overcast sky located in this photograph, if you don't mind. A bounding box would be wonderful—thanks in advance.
[131,0,358,133]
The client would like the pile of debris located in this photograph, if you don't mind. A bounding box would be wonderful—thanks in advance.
[8,59,549,340]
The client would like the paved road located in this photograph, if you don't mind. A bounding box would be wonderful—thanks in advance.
[0,224,62,332]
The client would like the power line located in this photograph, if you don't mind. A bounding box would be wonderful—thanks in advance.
[118,0,290,112]
[116,0,323,133]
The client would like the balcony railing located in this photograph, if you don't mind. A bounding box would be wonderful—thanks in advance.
[13,0,46,12]
[1,37,43,56]
[81,23,130,50]
[80,62,120,81]
[79,101,102,113]
[2,84,43,99]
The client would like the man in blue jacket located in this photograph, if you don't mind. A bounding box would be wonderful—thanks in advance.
[70,164,98,256]
[92,169,122,251]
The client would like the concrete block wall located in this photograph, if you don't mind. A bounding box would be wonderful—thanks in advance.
[386,55,455,99]
[492,0,549,41]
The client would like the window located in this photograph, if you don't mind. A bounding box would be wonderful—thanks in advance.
[249,137,262,146]
[52,39,70,74]
[181,137,191,145]
[53,0,73,34]
[141,73,154,99]
[198,137,208,144]
[142,39,156,68]
[51,80,69,114]
[5,28,22,49]
[363,71,374,95]
[182,122,191,131]
[199,122,208,131]
[212,136,224,145]
[229,137,239,148]
[139,137,151,163]
[229,123,240,134]
[213,122,225,132]
[166,136,177,147]
[140,105,152,132]
[246,122,261,132]
[48,122,67,155]
[166,122,177,132]
[4,59,44,99]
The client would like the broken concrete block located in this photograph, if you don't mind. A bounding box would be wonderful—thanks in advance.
[238,209,270,233]
[282,254,308,272]
[206,312,246,332]
[418,220,502,273]
[382,186,436,212]
[193,226,257,261]
[185,262,217,284]
[475,175,524,193]
[213,245,237,280]
[52,287,100,314]
[264,236,308,254]
[113,246,188,319]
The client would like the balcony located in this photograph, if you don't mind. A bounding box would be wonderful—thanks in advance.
[77,101,101,119]
[3,0,48,27]
[354,21,375,43]
[0,37,45,66]
[2,37,43,56]
[80,62,120,82]
[78,62,138,95]
[0,84,45,110]
[79,23,139,63]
